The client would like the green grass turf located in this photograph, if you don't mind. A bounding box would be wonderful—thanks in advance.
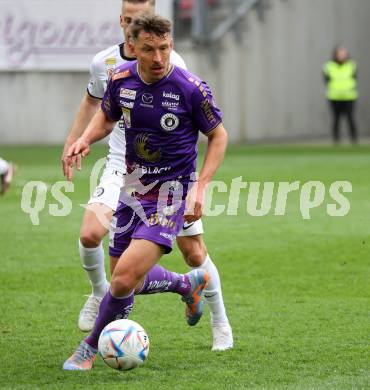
[0,144,369,389]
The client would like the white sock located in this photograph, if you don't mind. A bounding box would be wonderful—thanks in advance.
[0,158,9,175]
[194,254,229,326]
[79,240,109,298]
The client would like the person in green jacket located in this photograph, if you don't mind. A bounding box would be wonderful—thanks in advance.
[323,46,358,143]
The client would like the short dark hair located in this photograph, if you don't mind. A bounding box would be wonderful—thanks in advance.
[130,14,172,41]
[123,0,155,6]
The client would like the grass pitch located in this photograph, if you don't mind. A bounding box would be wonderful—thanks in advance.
[0,144,369,389]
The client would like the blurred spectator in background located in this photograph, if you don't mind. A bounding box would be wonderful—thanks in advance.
[323,46,358,144]
[0,158,15,195]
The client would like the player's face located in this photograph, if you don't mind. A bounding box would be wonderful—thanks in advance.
[120,2,154,42]
[335,47,348,63]
[132,32,173,83]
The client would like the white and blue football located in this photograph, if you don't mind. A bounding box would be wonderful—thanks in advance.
[98,319,149,371]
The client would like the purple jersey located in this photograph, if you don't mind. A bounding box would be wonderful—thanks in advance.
[101,60,222,200]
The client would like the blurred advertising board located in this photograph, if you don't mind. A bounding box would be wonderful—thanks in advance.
[0,0,173,71]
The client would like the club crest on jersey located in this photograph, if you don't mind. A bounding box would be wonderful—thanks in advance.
[160,113,179,131]
[105,57,117,78]
[120,88,136,100]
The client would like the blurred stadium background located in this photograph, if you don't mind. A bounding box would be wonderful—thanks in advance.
[1,2,370,388]
[1,0,370,144]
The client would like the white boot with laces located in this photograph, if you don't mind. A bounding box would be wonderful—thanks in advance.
[212,323,233,351]
[78,295,103,332]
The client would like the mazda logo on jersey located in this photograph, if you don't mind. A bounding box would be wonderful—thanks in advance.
[160,113,179,131]
[142,93,154,104]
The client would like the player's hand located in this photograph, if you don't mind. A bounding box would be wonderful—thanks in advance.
[61,141,75,178]
[65,138,90,181]
[183,182,206,223]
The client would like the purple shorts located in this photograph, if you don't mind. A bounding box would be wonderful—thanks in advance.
[109,199,185,258]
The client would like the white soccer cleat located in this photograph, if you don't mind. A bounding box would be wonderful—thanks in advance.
[78,295,102,332]
[212,323,233,351]
[63,341,97,371]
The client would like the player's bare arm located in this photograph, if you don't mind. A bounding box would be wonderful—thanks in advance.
[65,109,116,181]
[61,93,101,177]
[184,123,228,222]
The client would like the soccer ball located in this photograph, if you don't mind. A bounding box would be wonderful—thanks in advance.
[98,319,150,371]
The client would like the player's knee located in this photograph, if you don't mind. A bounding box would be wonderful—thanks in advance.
[80,226,104,248]
[181,243,207,267]
[111,271,137,296]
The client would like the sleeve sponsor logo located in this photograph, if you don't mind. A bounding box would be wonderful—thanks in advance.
[103,98,111,112]
[92,186,105,197]
[120,88,136,100]
[112,69,131,81]
[188,77,208,97]
[201,99,217,124]
[160,113,179,131]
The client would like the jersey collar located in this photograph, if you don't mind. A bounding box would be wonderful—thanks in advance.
[119,43,136,62]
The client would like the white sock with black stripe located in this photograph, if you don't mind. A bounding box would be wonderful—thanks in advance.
[194,254,229,325]
[79,240,109,298]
